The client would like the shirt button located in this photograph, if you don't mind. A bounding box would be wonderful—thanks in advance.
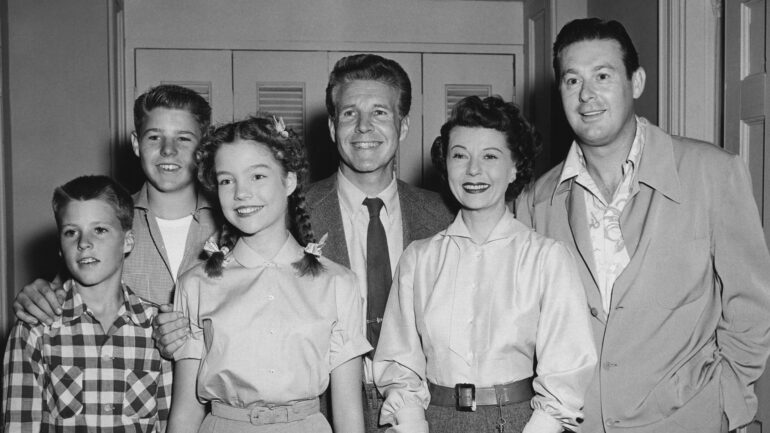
[103,404,113,413]
[603,361,617,370]
[269,369,276,374]
[590,307,599,317]
[269,329,275,335]
[267,295,275,301]
[605,418,618,426]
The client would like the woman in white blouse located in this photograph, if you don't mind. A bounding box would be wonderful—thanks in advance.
[373,96,597,433]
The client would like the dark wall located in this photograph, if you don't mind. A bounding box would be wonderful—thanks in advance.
[5,0,113,333]
[587,0,658,124]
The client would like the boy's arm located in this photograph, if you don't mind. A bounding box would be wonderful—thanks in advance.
[331,357,365,433]
[167,359,206,433]
[3,323,45,432]
[152,304,190,360]
[14,276,66,325]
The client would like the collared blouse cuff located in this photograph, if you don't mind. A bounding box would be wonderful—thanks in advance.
[385,420,429,433]
[172,322,204,361]
[522,409,565,433]
[329,338,372,371]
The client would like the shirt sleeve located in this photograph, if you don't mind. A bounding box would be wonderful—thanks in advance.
[172,273,205,361]
[373,244,430,428]
[714,155,770,430]
[3,322,45,433]
[329,271,372,371]
[527,241,597,433]
[154,356,174,433]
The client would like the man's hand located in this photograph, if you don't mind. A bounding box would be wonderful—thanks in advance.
[152,304,190,359]
[13,278,65,325]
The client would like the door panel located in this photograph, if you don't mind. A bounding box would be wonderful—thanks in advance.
[328,52,424,186]
[134,49,233,124]
[422,53,515,190]
[724,1,770,431]
[233,51,331,179]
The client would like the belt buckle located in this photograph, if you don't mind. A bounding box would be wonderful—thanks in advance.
[455,383,476,412]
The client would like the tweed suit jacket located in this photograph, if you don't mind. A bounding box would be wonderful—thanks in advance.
[515,122,770,433]
[305,174,455,268]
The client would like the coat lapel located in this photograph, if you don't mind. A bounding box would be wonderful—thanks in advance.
[306,176,350,268]
[608,125,682,308]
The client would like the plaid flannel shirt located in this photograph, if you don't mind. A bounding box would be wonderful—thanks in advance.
[2,280,173,432]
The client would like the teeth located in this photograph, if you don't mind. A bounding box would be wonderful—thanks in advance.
[236,206,262,216]
[352,141,380,149]
[464,184,489,191]
[158,164,180,171]
[78,258,98,264]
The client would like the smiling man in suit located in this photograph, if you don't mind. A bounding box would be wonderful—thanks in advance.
[307,53,454,433]
[516,18,770,433]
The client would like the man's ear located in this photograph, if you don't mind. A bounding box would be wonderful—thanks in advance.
[123,229,135,255]
[399,115,410,143]
[131,132,141,158]
[631,66,646,100]
[285,172,298,197]
[327,117,337,143]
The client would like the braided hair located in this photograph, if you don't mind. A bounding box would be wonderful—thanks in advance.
[196,115,324,278]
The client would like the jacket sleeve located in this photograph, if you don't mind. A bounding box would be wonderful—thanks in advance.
[513,183,537,228]
[714,155,770,429]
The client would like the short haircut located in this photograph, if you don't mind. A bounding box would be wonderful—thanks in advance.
[133,84,212,134]
[431,96,540,202]
[325,54,412,119]
[553,18,640,79]
[52,175,134,232]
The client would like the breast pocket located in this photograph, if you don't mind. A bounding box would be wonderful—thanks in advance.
[651,238,712,309]
[122,369,160,419]
[48,364,83,418]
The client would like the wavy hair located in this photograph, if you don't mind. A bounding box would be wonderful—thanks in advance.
[431,96,540,202]
[196,115,323,278]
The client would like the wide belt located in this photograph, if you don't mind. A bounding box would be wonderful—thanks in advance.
[428,377,534,411]
[211,398,320,425]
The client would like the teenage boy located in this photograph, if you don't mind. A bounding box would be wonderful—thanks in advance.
[3,175,172,432]
[12,85,217,349]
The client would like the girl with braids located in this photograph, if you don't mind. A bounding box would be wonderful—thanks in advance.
[168,115,371,433]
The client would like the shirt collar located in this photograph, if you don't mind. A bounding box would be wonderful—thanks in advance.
[553,116,648,201]
[57,280,156,328]
[444,208,528,244]
[133,182,213,215]
[336,169,398,217]
[231,232,304,269]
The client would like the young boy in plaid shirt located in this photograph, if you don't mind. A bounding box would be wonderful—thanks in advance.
[2,175,172,432]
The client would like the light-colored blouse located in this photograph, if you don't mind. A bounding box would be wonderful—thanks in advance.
[174,234,372,406]
[373,210,597,433]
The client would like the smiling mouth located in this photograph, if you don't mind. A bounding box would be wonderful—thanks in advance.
[351,141,382,150]
[580,109,606,118]
[235,205,263,217]
[77,257,99,265]
[463,183,490,193]
[157,163,181,172]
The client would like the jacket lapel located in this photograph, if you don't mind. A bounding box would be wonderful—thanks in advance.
[307,176,350,268]
[608,125,682,308]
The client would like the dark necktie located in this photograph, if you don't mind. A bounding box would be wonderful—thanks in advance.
[363,197,391,353]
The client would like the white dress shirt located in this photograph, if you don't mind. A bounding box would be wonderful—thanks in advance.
[336,169,404,383]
